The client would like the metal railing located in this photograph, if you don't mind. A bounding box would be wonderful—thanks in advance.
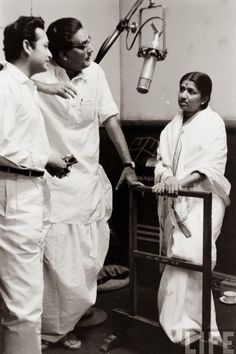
[129,185,212,344]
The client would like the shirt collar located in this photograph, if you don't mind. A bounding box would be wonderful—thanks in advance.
[53,61,88,83]
[75,67,89,81]
[4,61,32,85]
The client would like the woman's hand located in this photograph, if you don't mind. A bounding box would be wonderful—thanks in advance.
[152,176,181,195]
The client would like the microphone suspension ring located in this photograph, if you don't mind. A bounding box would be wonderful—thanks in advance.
[137,47,167,61]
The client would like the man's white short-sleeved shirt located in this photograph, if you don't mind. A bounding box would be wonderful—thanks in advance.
[35,62,119,224]
[0,62,49,170]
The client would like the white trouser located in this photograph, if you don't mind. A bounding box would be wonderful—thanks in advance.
[0,173,50,354]
[41,219,110,343]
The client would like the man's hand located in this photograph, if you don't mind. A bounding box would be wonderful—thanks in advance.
[46,153,68,179]
[48,82,77,99]
[115,167,143,190]
[34,79,77,99]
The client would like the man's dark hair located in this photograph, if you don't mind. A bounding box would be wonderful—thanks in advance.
[3,16,45,62]
[46,17,83,61]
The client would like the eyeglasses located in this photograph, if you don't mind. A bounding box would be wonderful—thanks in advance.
[69,35,92,51]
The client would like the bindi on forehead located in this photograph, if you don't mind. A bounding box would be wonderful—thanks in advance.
[182,80,195,88]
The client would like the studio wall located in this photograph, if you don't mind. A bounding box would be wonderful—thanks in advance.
[0,0,121,108]
[1,1,235,121]
[120,0,236,120]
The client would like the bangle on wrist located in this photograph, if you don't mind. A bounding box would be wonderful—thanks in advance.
[163,175,173,182]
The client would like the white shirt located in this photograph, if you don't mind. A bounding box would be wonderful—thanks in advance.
[35,62,119,223]
[0,62,49,170]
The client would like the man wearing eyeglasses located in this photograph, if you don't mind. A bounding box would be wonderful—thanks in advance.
[34,17,141,350]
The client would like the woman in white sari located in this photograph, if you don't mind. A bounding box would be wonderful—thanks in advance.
[152,72,230,346]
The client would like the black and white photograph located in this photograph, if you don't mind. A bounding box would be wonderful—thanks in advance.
[0,1,236,353]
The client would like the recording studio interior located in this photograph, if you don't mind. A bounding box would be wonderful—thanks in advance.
[0,0,236,353]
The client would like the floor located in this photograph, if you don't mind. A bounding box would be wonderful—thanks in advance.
[42,286,177,354]
[0,285,235,353]
[43,287,141,354]
[42,285,236,354]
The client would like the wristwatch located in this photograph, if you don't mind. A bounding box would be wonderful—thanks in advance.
[123,161,135,169]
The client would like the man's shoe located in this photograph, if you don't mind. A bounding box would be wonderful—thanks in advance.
[41,340,50,351]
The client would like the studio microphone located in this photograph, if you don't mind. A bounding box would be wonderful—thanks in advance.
[137,30,159,94]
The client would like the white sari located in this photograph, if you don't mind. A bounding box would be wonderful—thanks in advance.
[154,107,230,344]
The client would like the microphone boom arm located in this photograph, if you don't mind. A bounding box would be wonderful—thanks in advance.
[95,0,145,63]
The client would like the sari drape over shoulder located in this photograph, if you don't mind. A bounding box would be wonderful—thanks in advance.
[154,107,230,344]
[155,107,230,203]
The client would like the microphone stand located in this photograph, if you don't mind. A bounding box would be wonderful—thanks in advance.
[95,0,144,63]
[91,1,145,329]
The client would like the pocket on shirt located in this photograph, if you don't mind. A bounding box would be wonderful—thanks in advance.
[79,99,94,126]
[68,98,94,128]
